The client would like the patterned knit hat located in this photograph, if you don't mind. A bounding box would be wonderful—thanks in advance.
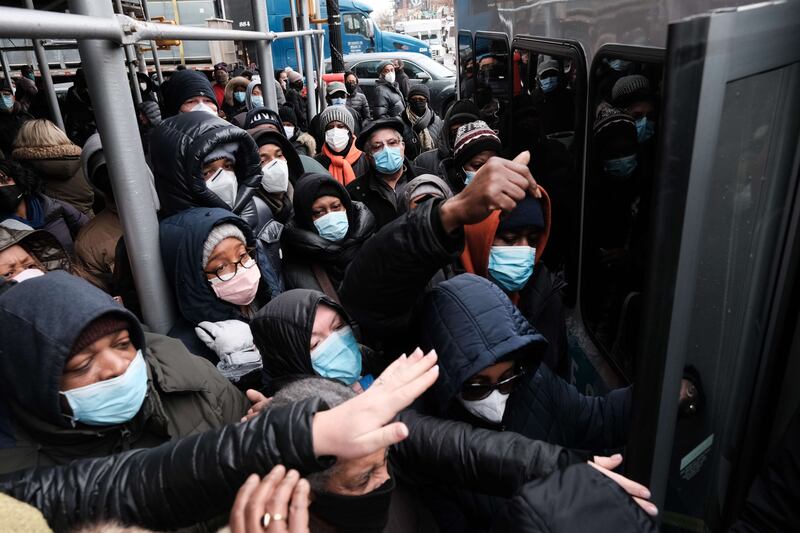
[319,104,355,134]
[611,75,652,107]
[202,222,246,268]
[453,120,502,169]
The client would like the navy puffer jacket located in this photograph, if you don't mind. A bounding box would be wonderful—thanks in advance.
[419,273,631,452]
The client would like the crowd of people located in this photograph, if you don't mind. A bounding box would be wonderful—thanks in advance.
[0,58,793,533]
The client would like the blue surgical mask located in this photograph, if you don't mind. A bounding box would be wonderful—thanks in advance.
[234,91,246,104]
[488,246,536,292]
[635,116,655,143]
[251,95,264,108]
[608,59,631,72]
[331,97,347,106]
[373,146,404,174]
[314,210,349,242]
[464,169,476,185]
[0,95,13,110]
[60,350,148,426]
[603,154,638,178]
[310,326,362,385]
[539,77,558,93]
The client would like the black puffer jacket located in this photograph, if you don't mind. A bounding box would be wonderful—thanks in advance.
[250,288,385,391]
[0,399,332,532]
[0,399,586,533]
[148,112,264,230]
[372,79,405,119]
[493,463,658,532]
[346,159,416,230]
[282,173,376,293]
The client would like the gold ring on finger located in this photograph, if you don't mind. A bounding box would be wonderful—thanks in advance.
[272,513,284,521]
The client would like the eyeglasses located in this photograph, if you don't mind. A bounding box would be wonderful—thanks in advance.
[460,367,526,401]
[205,247,256,282]
[368,137,402,155]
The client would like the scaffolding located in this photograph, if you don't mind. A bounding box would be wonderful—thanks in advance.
[0,0,325,334]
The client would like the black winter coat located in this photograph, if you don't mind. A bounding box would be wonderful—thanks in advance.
[494,463,658,532]
[347,88,372,126]
[0,399,331,532]
[148,112,266,230]
[346,160,416,230]
[0,400,585,533]
[372,79,405,119]
[282,202,375,293]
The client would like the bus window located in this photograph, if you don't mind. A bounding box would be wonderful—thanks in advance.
[474,33,510,133]
[510,39,588,307]
[581,47,665,380]
[457,31,474,99]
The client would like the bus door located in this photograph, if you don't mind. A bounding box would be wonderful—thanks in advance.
[623,2,800,530]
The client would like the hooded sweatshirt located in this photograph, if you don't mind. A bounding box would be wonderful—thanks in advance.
[458,187,570,375]
[281,173,376,293]
[0,271,248,473]
[231,80,265,128]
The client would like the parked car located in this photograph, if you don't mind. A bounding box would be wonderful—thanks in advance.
[327,52,456,117]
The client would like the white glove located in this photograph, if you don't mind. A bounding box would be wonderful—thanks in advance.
[196,320,262,382]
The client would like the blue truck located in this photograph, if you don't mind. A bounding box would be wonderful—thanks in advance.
[225,0,431,70]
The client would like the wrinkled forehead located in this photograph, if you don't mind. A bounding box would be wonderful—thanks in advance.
[369,128,401,145]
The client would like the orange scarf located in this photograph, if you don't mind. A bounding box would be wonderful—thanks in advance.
[322,143,363,186]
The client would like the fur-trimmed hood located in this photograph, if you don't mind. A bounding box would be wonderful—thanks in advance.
[224,77,251,106]
[12,144,82,161]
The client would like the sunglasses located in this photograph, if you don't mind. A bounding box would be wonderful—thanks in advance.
[460,368,526,401]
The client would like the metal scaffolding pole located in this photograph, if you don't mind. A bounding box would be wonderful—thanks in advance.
[67,0,175,334]
[288,0,303,71]
[299,0,317,121]
[250,0,277,111]
[0,51,13,90]
[139,0,163,84]
[113,0,142,105]
[24,0,64,130]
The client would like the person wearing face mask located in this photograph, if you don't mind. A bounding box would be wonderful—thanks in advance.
[412,98,480,194]
[222,76,250,121]
[344,70,372,127]
[314,105,369,185]
[400,84,443,161]
[309,81,364,150]
[0,225,71,283]
[346,118,416,229]
[0,160,88,254]
[372,61,405,119]
[228,79,265,127]
[284,70,308,130]
[161,69,220,118]
[0,271,251,475]
[250,129,304,224]
[611,75,657,145]
[212,63,229,108]
[149,112,271,230]
[533,58,575,136]
[278,104,319,158]
[459,189,570,377]
[417,273,633,529]
[281,173,375,295]
[452,120,502,188]
[251,289,382,391]
[585,108,649,348]
[0,79,33,159]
